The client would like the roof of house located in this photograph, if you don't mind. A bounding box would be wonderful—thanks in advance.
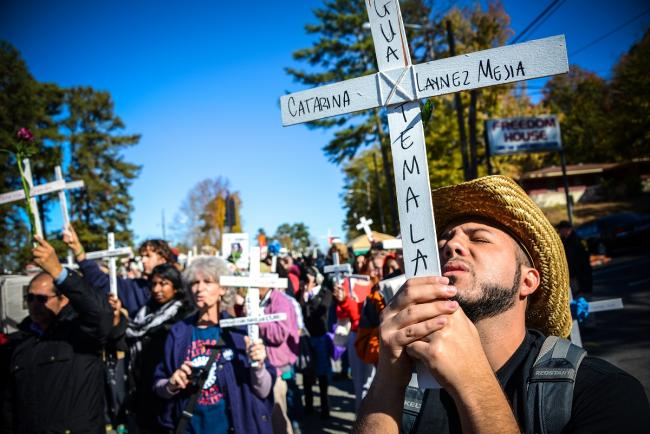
[521,162,620,179]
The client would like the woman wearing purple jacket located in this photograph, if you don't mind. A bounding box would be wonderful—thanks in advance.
[153,256,275,434]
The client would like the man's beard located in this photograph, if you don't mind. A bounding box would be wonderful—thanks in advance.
[448,265,521,323]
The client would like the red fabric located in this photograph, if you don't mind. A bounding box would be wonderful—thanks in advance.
[335,278,363,331]
[289,265,301,277]
[336,296,360,331]
[349,278,373,303]
[288,273,300,295]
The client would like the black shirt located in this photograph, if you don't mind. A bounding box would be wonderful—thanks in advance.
[300,286,333,337]
[410,329,649,433]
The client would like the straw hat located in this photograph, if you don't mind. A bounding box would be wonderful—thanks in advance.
[431,175,572,337]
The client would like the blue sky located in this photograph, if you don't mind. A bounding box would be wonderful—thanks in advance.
[2,0,648,248]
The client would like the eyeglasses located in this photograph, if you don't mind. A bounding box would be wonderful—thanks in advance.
[24,293,58,303]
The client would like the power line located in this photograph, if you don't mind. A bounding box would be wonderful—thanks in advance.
[511,0,565,44]
[520,0,567,42]
[570,6,650,57]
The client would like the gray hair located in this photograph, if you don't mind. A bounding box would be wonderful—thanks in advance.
[183,256,235,312]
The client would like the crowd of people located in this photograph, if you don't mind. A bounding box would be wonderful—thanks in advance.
[1,175,648,434]
[1,218,404,434]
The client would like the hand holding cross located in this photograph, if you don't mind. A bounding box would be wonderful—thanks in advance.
[219,246,288,367]
[32,236,63,280]
[63,224,85,261]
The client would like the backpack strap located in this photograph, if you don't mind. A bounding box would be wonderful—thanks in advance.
[401,385,426,434]
[525,336,587,434]
[175,330,229,434]
[174,345,220,434]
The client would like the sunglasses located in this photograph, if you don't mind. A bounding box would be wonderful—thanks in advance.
[25,293,58,303]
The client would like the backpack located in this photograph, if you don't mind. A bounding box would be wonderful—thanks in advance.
[402,336,587,434]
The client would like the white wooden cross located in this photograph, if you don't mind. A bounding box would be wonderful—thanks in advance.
[84,232,133,296]
[568,292,624,347]
[0,161,84,242]
[324,251,353,284]
[356,216,375,242]
[53,166,85,267]
[381,238,403,250]
[219,246,288,366]
[281,0,568,387]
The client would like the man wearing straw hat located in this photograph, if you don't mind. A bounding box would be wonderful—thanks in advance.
[354,176,649,434]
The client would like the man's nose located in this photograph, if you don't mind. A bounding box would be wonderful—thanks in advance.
[442,235,468,259]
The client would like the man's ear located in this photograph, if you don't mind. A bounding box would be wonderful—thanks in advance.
[520,266,540,297]
[59,294,70,308]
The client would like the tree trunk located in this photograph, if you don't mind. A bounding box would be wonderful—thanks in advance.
[468,89,479,179]
[372,152,387,233]
[446,21,470,181]
[374,109,399,234]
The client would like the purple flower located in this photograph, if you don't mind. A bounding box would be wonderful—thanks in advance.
[16,127,34,142]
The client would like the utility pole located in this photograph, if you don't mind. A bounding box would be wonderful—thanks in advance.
[468,89,479,179]
[483,120,493,175]
[559,147,574,226]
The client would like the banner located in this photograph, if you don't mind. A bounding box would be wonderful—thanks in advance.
[486,115,561,155]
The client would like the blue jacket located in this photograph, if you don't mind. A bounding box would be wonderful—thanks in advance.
[78,259,150,316]
[153,313,275,433]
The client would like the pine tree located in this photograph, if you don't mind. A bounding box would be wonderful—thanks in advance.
[61,86,141,251]
[0,42,65,270]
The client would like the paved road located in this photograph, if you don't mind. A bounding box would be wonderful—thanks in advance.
[298,371,356,434]
[580,249,650,397]
[297,250,650,433]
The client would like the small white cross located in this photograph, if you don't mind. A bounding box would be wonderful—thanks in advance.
[568,292,623,347]
[381,238,403,250]
[356,216,375,242]
[52,166,85,268]
[84,232,133,296]
[324,251,353,285]
[219,246,288,366]
[0,160,84,240]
